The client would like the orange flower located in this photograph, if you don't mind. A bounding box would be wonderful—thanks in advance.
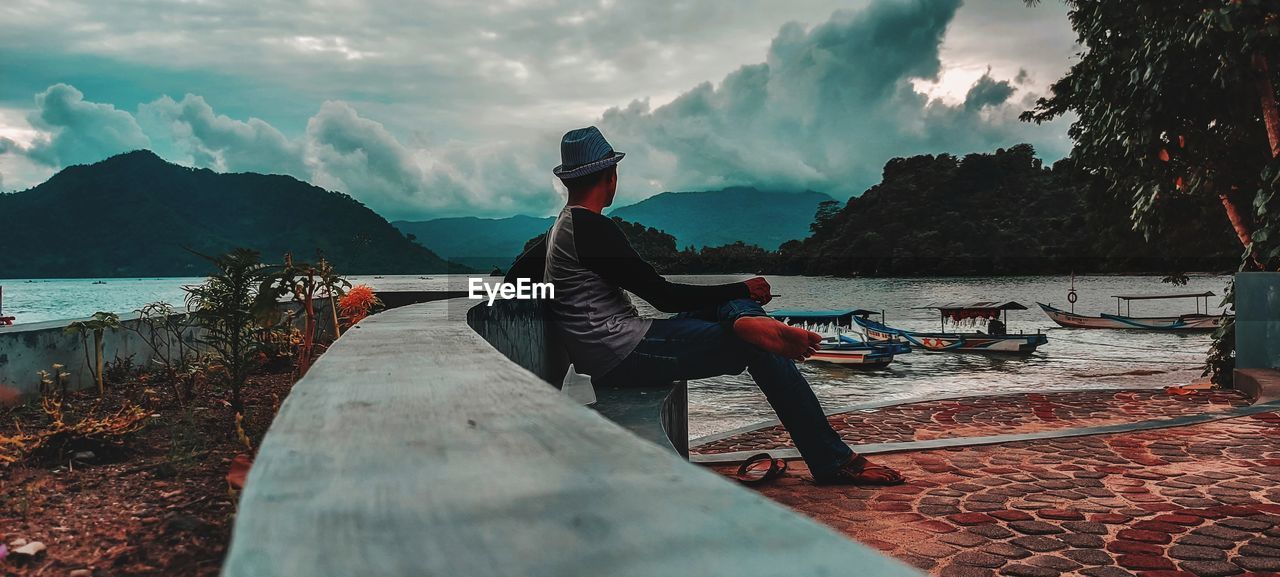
[338,284,382,327]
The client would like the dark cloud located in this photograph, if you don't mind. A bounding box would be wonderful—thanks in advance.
[599,0,1069,204]
[964,71,1015,110]
[24,84,150,167]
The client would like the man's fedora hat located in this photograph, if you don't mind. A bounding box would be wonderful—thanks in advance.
[553,126,625,179]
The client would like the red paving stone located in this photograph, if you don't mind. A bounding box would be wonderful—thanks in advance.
[693,390,1250,455]
[710,400,1280,577]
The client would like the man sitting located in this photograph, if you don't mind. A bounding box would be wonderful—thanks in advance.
[531,126,902,485]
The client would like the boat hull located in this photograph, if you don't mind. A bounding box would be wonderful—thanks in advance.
[854,316,1047,354]
[1037,303,1229,331]
[806,337,903,367]
[806,348,894,367]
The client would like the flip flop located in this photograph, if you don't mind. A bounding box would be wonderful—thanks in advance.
[736,452,788,485]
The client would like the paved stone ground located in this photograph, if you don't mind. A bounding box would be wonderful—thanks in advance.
[713,408,1280,577]
[694,390,1250,455]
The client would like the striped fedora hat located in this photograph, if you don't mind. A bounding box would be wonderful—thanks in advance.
[553,126,625,179]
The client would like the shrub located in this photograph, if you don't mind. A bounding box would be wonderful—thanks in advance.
[64,312,121,396]
[184,249,274,415]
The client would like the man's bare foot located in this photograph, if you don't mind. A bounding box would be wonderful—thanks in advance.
[733,316,822,360]
[813,454,905,486]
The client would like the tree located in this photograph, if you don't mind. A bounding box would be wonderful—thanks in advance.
[185,249,274,415]
[1023,0,1280,384]
[64,312,121,396]
[810,199,844,234]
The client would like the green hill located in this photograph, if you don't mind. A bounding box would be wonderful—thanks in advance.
[0,150,462,278]
[779,145,1239,276]
[606,187,835,250]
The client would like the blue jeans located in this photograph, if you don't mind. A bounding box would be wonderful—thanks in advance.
[595,299,854,478]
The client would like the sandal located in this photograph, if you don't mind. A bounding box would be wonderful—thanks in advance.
[735,452,788,485]
[813,454,905,486]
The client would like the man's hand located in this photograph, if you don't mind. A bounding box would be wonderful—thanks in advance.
[744,276,772,305]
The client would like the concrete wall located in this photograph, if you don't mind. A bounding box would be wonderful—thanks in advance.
[466,298,569,386]
[0,299,339,398]
[0,313,196,395]
[1236,272,1280,370]
[223,298,920,577]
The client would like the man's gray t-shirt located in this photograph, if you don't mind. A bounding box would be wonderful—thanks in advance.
[543,206,747,377]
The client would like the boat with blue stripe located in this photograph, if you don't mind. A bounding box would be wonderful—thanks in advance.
[1038,292,1229,331]
[853,301,1048,354]
[767,309,910,368]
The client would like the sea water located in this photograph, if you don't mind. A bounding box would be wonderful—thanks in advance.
[0,273,1231,436]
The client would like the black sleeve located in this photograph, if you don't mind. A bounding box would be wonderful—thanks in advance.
[504,234,547,285]
[572,208,749,313]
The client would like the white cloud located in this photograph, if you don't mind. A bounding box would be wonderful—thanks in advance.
[22,84,150,167]
[138,94,309,178]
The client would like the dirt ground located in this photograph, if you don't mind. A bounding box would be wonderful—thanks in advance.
[0,366,296,576]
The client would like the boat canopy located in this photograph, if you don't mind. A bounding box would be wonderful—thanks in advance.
[917,301,1028,311]
[768,309,877,323]
[1110,291,1214,301]
[1110,291,1216,316]
[917,301,1027,323]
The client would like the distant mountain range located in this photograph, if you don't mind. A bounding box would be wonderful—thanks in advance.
[393,215,554,271]
[394,187,833,269]
[607,187,834,249]
[0,150,460,278]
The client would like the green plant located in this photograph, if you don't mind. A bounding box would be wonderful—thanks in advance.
[65,312,121,395]
[127,301,202,405]
[103,354,141,386]
[184,249,274,415]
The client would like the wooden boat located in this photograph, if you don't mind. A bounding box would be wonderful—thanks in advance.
[853,301,1048,354]
[1037,291,1230,331]
[768,309,910,367]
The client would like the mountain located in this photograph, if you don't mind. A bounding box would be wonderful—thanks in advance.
[778,144,1239,276]
[393,215,554,271]
[606,187,835,250]
[0,150,461,278]
[394,187,833,270]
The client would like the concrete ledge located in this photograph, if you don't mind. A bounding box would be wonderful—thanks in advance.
[1235,368,1280,404]
[223,298,919,577]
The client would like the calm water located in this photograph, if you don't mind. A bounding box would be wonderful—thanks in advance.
[0,275,459,324]
[0,273,1230,437]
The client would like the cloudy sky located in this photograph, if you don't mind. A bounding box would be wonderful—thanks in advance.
[0,0,1076,220]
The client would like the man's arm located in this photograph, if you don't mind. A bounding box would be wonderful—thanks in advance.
[572,209,749,313]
